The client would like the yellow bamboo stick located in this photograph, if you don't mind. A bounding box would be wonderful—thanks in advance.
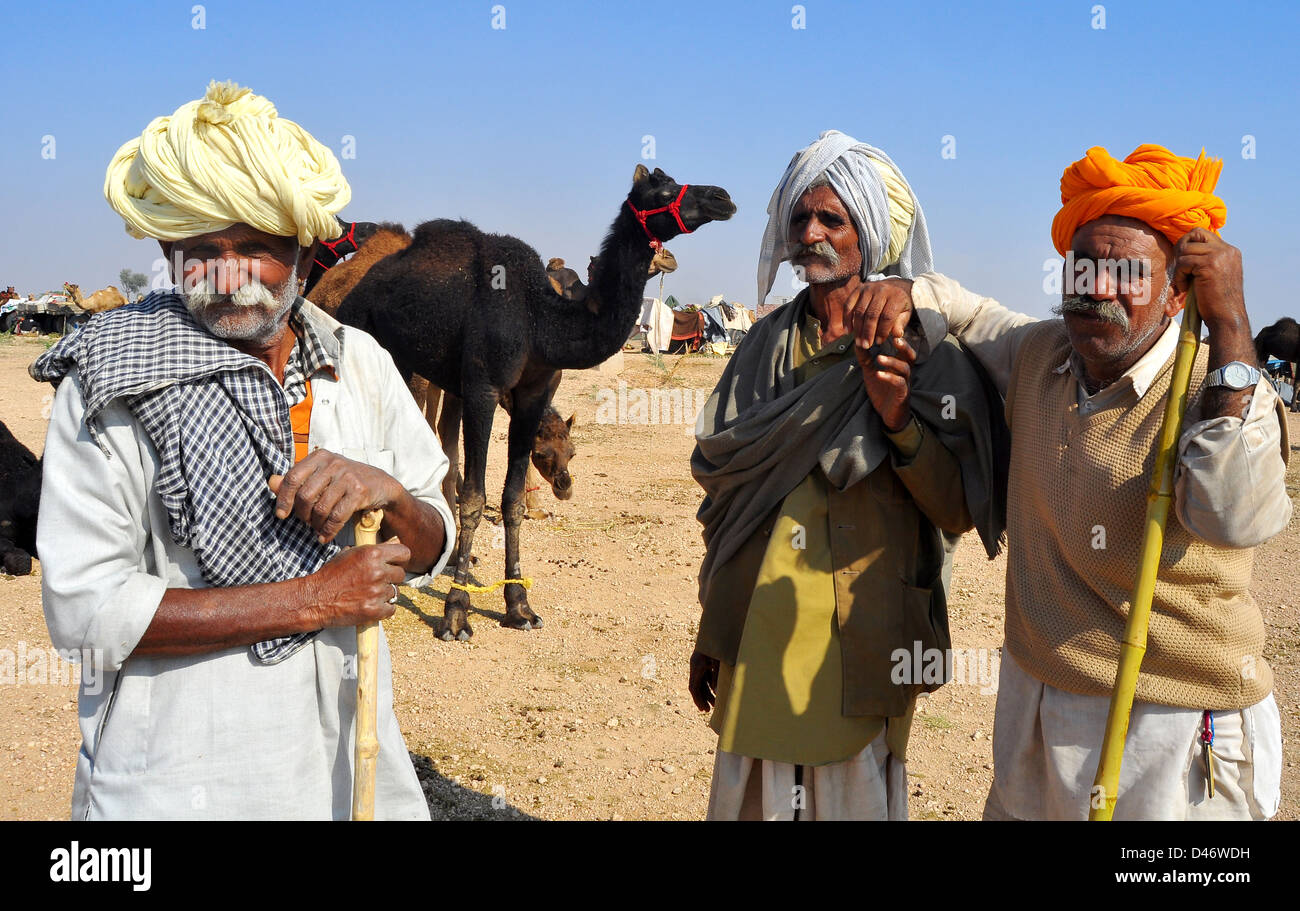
[1089,288,1201,820]
[351,508,384,822]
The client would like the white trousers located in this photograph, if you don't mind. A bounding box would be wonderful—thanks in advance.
[986,649,1282,820]
[706,730,908,821]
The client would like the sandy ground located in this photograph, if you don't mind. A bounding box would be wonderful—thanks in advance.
[1,332,1297,821]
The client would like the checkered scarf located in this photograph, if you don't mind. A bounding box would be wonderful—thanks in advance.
[30,291,338,663]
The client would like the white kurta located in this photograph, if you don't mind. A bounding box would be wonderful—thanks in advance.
[37,303,456,820]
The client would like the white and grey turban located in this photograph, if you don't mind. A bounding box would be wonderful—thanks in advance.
[757,130,932,307]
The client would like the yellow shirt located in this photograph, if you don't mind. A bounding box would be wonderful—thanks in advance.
[709,309,917,765]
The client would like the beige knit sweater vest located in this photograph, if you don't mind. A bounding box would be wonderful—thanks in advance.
[1003,320,1271,709]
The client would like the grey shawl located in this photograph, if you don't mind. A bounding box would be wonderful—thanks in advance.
[692,291,1007,604]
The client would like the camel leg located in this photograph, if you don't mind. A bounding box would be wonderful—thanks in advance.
[424,381,442,429]
[526,369,563,520]
[500,388,548,630]
[441,386,494,642]
[437,393,463,521]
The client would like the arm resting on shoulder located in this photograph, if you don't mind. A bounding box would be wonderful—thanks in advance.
[910,272,1040,398]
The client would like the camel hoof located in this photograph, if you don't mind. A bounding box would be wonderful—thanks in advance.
[1,549,32,576]
[525,508,550,521]
[501,609,543,631]
[439,612,474,641]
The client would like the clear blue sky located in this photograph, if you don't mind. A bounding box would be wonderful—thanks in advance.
[2,0,1297,328]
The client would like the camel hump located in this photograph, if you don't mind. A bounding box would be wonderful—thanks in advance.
[410,219,483,248]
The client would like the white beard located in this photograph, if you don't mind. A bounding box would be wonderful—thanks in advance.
[183,265,298,342]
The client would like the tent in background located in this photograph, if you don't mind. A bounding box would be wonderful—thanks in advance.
[635,296,674,353]
[702,295,755,347]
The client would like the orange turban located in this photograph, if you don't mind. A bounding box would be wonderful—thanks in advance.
[1051,144,1225,255]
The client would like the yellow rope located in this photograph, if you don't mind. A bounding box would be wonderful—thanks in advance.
[448,577,533,594]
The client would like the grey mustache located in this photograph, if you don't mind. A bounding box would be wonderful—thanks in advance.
[791,241,840,266]
[1055,294,1129,329]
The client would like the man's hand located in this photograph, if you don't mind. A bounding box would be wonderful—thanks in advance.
[302,540,411,630]
[1172,228,1248,334]
[845,277,915,349]
[1173,228,1259,419]
[859,335,916,432]
[689,650,720,712]
[269,450,403,544]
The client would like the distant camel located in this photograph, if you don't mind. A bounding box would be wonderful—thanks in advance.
[337,165,734,640]
[307,223,576,519]
[546,258,587,301]
[63,283,127,314]
[1255,317,1300,412]
[550,248,679,305]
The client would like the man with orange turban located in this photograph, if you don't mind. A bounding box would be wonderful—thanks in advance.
[838,144,1289,819]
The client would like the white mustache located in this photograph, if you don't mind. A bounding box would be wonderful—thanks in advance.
[185,277,279,310]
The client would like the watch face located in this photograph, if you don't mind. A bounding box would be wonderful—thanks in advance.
[1225,362,1251,389]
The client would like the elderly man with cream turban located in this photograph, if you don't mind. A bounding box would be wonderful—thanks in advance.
[29,81,455,819]
[846,144,1289,820]
[688,131,1007,820]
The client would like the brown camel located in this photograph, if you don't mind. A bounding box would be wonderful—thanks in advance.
[63,283,128,314]
[550,249,678,306]
[306,223,412,315]
[307,224,576,518]
[337,164,734,640]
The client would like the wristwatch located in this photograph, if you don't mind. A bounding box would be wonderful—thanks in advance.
[1203,361,1262,391]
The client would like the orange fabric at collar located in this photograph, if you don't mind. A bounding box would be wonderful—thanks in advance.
[290,378,312,463]
[1050,144,1226,255]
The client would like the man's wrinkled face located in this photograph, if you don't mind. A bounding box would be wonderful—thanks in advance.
[788,185,862,284]
[1053,215,1181,366]
[162,224,306,342]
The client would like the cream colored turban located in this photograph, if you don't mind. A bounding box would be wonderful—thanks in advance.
[104,80,350,246]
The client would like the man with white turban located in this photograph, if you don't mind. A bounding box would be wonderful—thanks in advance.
[844,144,1289,819]
[30,81,455,819]
[688,131,1007,820]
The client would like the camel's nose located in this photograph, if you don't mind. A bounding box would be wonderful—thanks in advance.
[707,188,737,220]
[552,471,574,500]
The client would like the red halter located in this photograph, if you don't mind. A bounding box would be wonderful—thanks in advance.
[626,184,691,251]
[314,221,359,270]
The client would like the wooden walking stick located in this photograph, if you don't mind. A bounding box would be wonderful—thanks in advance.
[1089,286,1201,820]
[351,508,384,821]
